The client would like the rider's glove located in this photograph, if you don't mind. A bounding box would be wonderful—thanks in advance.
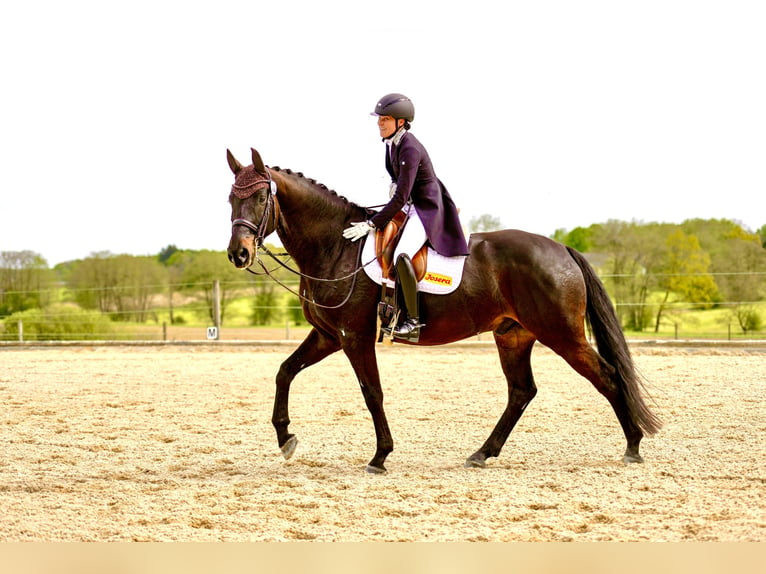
[342,221,374,242]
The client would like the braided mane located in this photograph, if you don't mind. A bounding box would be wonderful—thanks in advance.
[270,167,356,205]
[270,166,369,220]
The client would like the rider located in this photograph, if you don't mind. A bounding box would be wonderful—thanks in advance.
[343,93,469,341]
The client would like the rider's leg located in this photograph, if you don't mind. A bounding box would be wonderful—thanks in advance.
[391,208,427,341]
[392,253,424,341]
[392,208,427,262]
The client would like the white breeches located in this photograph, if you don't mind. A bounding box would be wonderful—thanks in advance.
[393,207,427,260]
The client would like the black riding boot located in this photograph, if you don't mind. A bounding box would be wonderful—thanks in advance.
[393,254,424,342]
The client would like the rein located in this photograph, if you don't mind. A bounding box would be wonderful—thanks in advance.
[231,172,377,310]
[249,241,372,310]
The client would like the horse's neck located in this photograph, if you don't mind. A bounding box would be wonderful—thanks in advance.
[273,172,356,271]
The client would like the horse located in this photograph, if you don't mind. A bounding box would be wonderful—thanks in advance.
[226,148,661,474]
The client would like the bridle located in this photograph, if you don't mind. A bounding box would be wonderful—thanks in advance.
[230,169,376,309]
[231,168,279,248]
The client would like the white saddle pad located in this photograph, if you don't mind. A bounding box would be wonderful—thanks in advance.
[360,231,467,295]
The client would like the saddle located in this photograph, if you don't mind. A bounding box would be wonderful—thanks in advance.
[374,211,428,282]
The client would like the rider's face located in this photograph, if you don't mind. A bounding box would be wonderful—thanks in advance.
[377,115,399,139]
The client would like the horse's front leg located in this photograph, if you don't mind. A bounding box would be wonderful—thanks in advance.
[342,335,393,474]
[273,328,340,459]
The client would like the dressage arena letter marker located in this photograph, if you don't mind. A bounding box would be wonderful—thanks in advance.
[206,326,219,340]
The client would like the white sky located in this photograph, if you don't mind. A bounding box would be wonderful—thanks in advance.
[1,1,764,266]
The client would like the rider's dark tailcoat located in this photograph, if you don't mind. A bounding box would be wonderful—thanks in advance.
[369,130,469,257]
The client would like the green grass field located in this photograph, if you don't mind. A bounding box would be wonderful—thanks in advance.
[3,294,764,342]
[126,298,766,342]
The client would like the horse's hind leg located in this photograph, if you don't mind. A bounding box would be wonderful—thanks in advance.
[272,328,341,460]
[555,341,645,463]
[466,327,537,468]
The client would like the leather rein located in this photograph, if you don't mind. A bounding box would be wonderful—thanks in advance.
[231,170,375,310]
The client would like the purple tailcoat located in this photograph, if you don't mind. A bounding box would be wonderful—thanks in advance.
[369,131,469,257]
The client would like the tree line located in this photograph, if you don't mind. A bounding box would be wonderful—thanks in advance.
[552,218,766,333]
[0,244,301,337]
[2,217,765,336]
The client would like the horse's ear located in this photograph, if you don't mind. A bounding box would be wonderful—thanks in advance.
[227,149,243,175]
[251,148,267,173]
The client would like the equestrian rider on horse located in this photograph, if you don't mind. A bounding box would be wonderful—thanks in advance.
[343,93,469,341]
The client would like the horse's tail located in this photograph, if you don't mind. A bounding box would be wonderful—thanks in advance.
[567,247,662,435]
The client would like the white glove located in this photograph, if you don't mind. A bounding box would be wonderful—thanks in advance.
[342,221,374,242]
[388,182,397,198]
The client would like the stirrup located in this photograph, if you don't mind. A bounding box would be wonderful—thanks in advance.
[392,318,424,341]
[380,308,399,339]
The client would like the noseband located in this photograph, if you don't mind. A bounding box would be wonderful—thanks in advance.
[231,169,278,246]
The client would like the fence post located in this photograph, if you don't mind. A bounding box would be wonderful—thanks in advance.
[162,321,167,341]
[212,280,221,340]
[18,320,23,342]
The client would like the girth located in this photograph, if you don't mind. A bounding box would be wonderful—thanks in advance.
[374,211,428,282]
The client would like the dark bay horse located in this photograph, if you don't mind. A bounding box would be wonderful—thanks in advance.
[226,148,661,473]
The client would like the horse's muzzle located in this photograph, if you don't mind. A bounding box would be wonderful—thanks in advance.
[227,235,255,269]
[228,247,251,268]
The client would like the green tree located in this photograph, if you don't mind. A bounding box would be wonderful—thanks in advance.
[243,242,301,326]
[592,222,725,332]
[682,218,766,332]
[592,220,663,330]
[718,238,766,334]
[553,225,597,253]
[113,255,166,322]
[159,245,183,325]
[173,250,249,325]
[69,251,117,313]
[158,244,179,265]
[653,229,718,332]
[68,253,166,321]
[250,278,279,325]
[681,218,756,267]
[757,224,766,248]
[0,251,53,316]
[285,294,306,326]
[469,214,503,233]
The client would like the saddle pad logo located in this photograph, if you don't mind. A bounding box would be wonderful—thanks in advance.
[424,272,452,286]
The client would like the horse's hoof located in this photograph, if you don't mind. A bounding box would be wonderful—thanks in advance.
[623,452,644,464]
[280,436,298,460]
[365,464,387,475]
[464,456,486,469]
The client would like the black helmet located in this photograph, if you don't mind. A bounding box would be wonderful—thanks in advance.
[371,93,415,122]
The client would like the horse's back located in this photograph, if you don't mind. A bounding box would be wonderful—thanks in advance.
[455,229,587,332]
[467,228,577,279]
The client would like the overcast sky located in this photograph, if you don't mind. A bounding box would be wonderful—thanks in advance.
[2,1,764,265]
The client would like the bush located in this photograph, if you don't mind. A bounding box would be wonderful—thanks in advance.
[3,304,114,341]
[735,306,762,334]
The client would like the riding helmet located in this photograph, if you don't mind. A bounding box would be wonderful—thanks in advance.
[371,93,415,122]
